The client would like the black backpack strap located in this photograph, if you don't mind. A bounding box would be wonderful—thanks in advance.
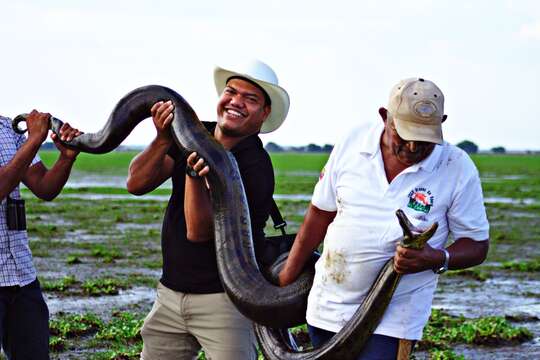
[269,198,287,235]
[261,198,296,269]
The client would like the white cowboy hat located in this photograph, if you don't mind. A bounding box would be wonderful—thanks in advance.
[214,59,290,134]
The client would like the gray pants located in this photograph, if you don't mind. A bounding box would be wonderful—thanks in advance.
[140,282,257,360]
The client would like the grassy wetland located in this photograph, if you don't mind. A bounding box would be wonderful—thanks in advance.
[6,151,539,359]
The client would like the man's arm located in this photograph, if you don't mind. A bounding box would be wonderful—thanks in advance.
[0,111,50,200]
[393,238,489,274]
[23,122,82,201]
[127,101,175,195]
[184,152,213,242]
[279,204,337,286]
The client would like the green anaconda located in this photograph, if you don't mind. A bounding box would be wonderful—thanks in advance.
[12,85,312,327]
[256,209,437,359]
[13,85,438,359]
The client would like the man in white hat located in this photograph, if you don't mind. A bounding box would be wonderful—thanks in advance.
[279,78,489,358]
[127,59,289,359]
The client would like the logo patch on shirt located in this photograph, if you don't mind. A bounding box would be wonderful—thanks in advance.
[407,188,434,214]
[319,166,326,181]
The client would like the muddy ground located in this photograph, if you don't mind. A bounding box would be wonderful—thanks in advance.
[2,169,539,359]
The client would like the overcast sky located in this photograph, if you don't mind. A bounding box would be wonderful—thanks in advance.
[1,0,539,150]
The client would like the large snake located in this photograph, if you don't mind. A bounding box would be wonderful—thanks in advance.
[256,210,437,359]
[13,85,312,327]
[13,85,438,358]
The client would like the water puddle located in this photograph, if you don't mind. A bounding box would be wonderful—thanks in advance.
[116,223,161,231]
[481,175,528,182]
[277,170,320,177]
[435,277,540,318]
[429,275,540,358]
[46,286,155,316]
[62,230,121,243]
[484,197,538,205]
[56,193,313,202]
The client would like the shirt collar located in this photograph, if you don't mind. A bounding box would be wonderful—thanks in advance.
[417,143,442,173]
[206,121,262,154]
[357,119,442,173]
[357,121,384,159]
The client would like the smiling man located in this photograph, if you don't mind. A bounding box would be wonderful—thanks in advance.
[279,78,490,359]
[127,59,289,359]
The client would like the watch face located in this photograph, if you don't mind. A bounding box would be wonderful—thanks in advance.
[435,266,447,274]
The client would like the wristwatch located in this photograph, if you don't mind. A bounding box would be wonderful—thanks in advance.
[433,248,450,274]
[185,165,200,178]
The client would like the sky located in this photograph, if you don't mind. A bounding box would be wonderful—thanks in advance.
[1,0,539,150]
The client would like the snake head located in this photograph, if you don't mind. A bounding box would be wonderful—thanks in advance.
[396,209,438,250]
[12,114,29,134]
[12,113,65,137]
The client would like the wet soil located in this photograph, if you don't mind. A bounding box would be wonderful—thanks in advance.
[9,172,540,359]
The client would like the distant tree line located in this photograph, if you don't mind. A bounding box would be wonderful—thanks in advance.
[40,139,513,155]
[266,140,509,155]
[265,142,334,153]
[456,140,506,154]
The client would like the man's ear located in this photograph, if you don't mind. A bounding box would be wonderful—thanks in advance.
[379,107,388,123]
[441,114,448,123]
[262,105,271,122]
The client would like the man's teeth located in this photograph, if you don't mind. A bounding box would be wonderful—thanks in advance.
[227,109,244,117]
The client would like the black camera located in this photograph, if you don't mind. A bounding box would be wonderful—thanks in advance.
[7,196,26,231]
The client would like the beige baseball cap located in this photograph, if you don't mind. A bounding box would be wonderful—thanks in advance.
[387,77,445,144]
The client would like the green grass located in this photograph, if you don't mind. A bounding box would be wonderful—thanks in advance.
[50,312,103,338]
[38,150,331,175]
[270,152,328,173]
[471,154,540,176]
[419,309,533,351]
[501,258,540,272]
[42,275,77,292]
[82,278,127,296]
[39,150,138,175]
[37,150,540,176]
[26,151,540,358]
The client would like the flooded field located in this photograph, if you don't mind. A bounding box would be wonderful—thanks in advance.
[5,152,539,359]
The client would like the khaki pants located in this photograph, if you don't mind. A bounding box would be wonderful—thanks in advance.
[140,282,257,360]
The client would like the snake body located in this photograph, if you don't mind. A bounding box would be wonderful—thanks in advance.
[255,210,438,359]
[14,85,312,327]
[13,85,438,358]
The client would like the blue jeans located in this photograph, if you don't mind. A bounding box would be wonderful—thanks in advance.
[308,324,399,360]
[0,279,50,360]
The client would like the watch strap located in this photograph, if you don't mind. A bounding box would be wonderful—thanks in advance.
[434,248,450,274]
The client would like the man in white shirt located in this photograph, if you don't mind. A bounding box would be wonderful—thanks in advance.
[279,78,489,359]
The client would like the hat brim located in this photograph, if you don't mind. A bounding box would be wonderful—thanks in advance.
[394,117,443,144]
[214,67,290,133]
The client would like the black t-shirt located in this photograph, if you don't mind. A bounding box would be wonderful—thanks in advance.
[160,122,274,293]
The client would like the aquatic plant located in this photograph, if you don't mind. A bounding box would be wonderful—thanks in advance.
[419,309,533,351]
[91,244,123,263]
[502,259,540,272]
[66,255,82,264]
[50,312,103,338]
[41,275,77,292]
[446,269,489,281]
[82,278,126,296]
[96,311,143,342]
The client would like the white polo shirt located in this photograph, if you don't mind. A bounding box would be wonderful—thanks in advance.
[306,121,489,340]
